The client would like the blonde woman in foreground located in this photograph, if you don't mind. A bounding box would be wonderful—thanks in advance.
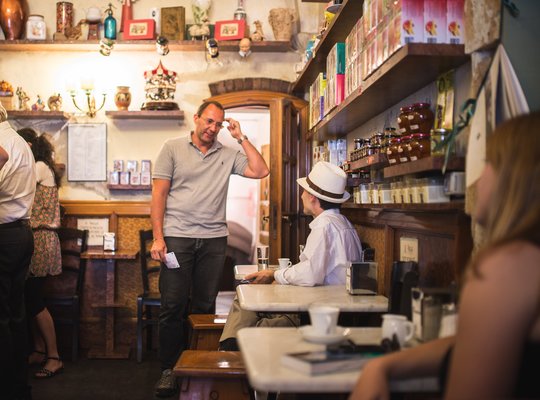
[350,111,540,400]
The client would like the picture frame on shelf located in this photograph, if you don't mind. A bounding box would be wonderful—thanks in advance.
[124,19,156,40]
[215,19,245,41]
[161,6,185,40]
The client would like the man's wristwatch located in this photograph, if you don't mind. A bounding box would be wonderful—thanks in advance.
[237,135,248,144]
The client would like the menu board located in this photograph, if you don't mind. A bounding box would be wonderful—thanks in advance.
[67,123,107,181]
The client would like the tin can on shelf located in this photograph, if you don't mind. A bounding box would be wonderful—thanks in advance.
[26,15,46,40]
[56,2,74,34]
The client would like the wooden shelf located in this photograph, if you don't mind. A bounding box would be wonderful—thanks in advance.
[308,43,469,141]
[383,156,465,178]
[7,110,70,120]
[107,184,152,191]
[0,39,291,52]
[293,0,362,93]
[343,152,389,172]
[342,201,465,212]
[105,110,184,120]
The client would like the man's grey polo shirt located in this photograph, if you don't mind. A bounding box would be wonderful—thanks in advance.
[153,134,248,238]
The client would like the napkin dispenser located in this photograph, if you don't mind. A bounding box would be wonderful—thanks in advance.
[346,261,377,295]
[411,287,456,341]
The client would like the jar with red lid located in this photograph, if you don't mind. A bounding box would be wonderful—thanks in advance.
[386,137,401,164]
[397,106,413,135]
[409,103,434,133]
[397,135,411,163]
[407,133,431,161]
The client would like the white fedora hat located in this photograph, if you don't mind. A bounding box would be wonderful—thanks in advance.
[297,161,350,204]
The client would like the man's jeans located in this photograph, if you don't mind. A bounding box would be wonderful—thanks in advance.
[158,236,227,370]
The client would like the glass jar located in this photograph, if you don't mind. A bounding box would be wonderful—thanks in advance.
[397,105,413,135]
[26,15,46,40]
[386,137,401,165]
[423,177,450,203]
[407,133,431,161]
[360,184,370,204]
[397,135,411,163]
[354,138,363,150]
[430,128,450,157]
[409,103,434,133]
[379,183,392,204]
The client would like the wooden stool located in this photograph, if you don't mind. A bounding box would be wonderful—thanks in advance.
[188,314,227,350]
[174,350,252,400]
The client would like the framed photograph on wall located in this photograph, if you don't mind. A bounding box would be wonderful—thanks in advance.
[215,19,245,41]
[124,19,156,40]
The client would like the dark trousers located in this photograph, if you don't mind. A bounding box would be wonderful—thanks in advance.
[0,222,34,400]
[158,236,227,370]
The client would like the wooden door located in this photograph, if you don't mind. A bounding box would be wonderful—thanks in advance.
[205,91,308,263]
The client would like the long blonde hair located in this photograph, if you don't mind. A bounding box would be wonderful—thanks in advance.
[471,111,540,274]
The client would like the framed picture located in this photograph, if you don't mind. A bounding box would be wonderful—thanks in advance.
[161,6,185,40]
[215,19,245,41]
[124,19,156,40]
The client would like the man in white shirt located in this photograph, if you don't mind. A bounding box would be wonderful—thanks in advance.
[219,161,363,350]
[0,103,36,400]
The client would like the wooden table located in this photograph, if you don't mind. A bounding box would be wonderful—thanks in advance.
[82,248,138,359]
[237,327,438,394]
[236,284,388,313]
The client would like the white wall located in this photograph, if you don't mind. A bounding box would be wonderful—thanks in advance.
[1,0,323,201]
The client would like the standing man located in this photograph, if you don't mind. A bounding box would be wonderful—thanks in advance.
[219,161,363,350]
[0,103,36,400]
[150,100,269,397]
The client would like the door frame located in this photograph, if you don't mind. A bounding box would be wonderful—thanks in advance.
[206,90,308,262]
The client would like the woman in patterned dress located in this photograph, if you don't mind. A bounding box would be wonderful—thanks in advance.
[17,128,64,379]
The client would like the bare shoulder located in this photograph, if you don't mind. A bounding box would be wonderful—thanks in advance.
[476,241,540,284]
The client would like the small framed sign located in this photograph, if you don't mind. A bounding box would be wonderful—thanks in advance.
[124,19,156,40]
[215,19,245,41]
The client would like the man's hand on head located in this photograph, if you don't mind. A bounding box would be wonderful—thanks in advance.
[245,269,275,285]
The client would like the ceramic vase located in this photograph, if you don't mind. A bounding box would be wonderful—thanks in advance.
[114,86,131,111]
[0,0,28,40]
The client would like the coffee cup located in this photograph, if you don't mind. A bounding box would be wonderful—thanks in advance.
[278,258,292,269]
[308,304,339,336]
[381,314,414,347]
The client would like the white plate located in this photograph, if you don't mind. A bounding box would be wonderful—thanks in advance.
[299,325,350,345]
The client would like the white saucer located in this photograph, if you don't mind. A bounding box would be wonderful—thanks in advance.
[299,325,350,345]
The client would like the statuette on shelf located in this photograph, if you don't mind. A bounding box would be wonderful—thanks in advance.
[31,95,45,111]
[47,94,62,111]
[189,0,211,40]
[16,87,30,111]
[250,20,264,41]
[238,37,251,58]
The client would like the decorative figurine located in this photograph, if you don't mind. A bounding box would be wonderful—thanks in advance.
[189,0,211,40]
[205,38,222,66]
[141,61,179,110]
[47,94,63,111]
[238,37,251,58]
[16,86,30,111]
[156,35,170,56]
[251,20,264,41]
[31,95,45,111]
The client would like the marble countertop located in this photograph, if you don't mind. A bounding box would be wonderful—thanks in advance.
[237,327,439,393]
[234,264,278,280]
[236,284,388,312]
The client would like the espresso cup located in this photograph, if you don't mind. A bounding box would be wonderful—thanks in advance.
[278,258,292,269]
[308,305,340,336]
[381,314,414,347]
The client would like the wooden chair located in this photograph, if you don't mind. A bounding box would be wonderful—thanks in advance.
[173,350,253,400]
[188,314,227,350]
[136,229,161,362]
[43,227,89,361]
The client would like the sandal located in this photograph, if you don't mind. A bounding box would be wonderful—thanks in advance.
[28,350,47,366]
[34,356,64,379]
